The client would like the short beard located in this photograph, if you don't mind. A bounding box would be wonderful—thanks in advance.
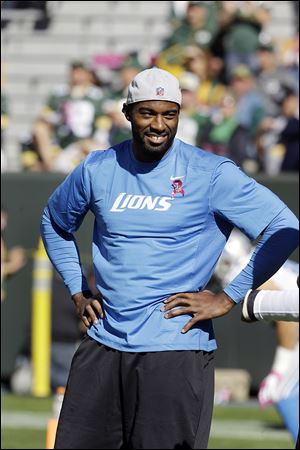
[131,128,176,161]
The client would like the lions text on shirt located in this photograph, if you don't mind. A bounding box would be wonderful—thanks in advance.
[46,139,286,351]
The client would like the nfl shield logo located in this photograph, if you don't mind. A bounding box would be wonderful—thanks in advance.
[156,87,165,97]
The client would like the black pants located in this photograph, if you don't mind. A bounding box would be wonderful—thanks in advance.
[54,336,215,449]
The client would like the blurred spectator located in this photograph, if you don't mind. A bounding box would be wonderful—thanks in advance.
[225,64,265,172]
[256,39,297,117]
[211,1,272,81]
[181,46,207,81]
[198,88,266,172]
[157,1,219,75]
[21,61,107,172]
[200,91,239,158]
[1,207,27,302]
[279,33,299,89]
[182,46,226,108]
[176,71,208,145]
[100,53,145,146]
[258,85,299,176]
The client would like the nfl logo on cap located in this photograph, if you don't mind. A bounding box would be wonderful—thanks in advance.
[126,68,182,105]
[156,87,165,97]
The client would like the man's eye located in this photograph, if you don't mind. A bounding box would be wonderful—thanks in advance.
[164,114,176,119]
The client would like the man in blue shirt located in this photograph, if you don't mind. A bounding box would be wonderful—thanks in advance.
[41,68,299,449]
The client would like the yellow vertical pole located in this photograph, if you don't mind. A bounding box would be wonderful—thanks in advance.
[31,238,52,397]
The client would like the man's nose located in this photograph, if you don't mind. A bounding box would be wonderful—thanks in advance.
[151,115,166,132]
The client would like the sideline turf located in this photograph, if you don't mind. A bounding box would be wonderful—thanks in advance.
[1,394,294,449]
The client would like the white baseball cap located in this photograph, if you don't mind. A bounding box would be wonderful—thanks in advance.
[126,67,182,106]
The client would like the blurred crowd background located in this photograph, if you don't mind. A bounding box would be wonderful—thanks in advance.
[1,0,299,177]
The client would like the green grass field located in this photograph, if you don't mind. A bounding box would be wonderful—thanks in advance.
[1,393,295,449]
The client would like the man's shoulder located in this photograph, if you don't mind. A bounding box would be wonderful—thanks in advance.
[177,139,233,172]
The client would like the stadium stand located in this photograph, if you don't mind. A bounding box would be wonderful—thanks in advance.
[0,1,296,171]
[1,1,172,170]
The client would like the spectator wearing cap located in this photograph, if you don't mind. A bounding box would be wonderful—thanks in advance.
[22,61,107,172]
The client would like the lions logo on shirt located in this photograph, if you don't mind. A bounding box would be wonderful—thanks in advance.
[170,176,185,198]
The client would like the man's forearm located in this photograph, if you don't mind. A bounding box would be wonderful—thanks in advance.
[40,207,89,295]
[224,208,299,303]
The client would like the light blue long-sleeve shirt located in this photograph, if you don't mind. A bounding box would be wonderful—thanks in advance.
[41,139,299,351]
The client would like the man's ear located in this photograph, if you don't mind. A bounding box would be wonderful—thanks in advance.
[122,103,131,122]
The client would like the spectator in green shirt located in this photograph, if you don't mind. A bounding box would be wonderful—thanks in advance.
[22,61,106,172]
